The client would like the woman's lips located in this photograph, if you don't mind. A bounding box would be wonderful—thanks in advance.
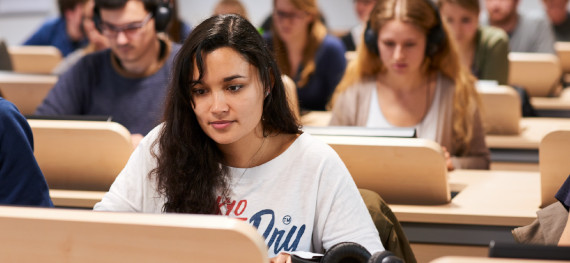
[393,63,407,70]
[210,120,234,129]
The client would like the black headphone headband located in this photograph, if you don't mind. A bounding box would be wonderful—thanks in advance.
[364,0,446,57]
[93,0,172,33]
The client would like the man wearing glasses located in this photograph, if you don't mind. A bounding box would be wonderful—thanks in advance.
[36,0,181,148]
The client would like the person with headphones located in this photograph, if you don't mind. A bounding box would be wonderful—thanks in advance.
[35,0,181,148]
[329,0,490,170]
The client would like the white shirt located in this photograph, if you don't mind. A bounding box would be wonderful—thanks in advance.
[94,125,384,257]
[366,74,443,141]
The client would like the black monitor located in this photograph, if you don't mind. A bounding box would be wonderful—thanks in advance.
[489,241,570,261]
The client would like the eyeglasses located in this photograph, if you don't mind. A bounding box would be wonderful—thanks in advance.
[274,10,307,21]
[100,13,153,38]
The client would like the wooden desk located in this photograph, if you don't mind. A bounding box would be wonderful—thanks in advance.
[485,118,570,171]
[49,189,106,208]
[390,170,540,263]
[531,88,570,117]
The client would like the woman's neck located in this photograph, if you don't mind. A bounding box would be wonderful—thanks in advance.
[218,126,266,168]
[459,41,476,68]
[380,70,427,93]
[283,33,307,74]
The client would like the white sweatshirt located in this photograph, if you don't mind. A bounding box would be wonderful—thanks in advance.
[94,125,384,257]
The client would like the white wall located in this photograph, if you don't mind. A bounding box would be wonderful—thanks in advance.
[0,0,563,46]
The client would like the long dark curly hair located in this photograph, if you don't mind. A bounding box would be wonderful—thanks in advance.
[151,14,300,214]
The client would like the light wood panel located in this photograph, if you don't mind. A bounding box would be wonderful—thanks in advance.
[0,206,268,263]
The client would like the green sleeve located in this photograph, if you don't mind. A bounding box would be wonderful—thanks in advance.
[477,27,510,85]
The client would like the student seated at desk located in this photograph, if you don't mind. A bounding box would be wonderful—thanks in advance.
[329,0,490,170]
[265,0,346,111]
[0,98,52,207]
[94,14,384,261]
[437,0,510,85]
[23,0,88,57]
[35,0,181,147]
[53,0,110,75]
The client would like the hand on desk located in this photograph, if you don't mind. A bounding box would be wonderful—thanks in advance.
[270,252,292,263]
[131,134,144,149]
[442,147,454,171]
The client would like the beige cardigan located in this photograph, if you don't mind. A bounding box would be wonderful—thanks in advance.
[330,76,490,170]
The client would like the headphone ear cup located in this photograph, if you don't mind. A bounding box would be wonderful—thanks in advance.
[321,242,371,263]
[154,4,172,32]
[424,0,446,57]
[368,251,404,263]
[364,21,379,56]
[92,6,102,33]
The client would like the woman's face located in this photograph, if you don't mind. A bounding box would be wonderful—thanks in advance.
[440,2,479,48]
[191,47,265,146]
[377,20,427,75]
[273,0,313,42]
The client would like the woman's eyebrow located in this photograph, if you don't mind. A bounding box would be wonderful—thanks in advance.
[223,75,247,82]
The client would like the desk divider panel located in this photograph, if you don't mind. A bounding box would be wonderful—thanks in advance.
[29,120,133,191]
[508,52,561,97]
[539,130,570,207]
[0,72,57,115]
[0,206,268,263]
[8,45,62,74]
[312,135,450,205]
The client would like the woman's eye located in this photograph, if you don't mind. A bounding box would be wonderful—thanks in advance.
[227,85,243,92]
[404,42,416,47]
[382,41,395,47]
[191,88,207,96]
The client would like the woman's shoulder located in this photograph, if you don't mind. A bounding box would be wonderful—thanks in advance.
[289,132,340,159]
[319,35,346,54]
[478,26,509,47]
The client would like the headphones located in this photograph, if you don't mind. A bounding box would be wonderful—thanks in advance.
[93,0,172,33]
[364,0,446,58]
[290,242,404,263]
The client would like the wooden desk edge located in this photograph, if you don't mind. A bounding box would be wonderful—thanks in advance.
[49,189,105,208]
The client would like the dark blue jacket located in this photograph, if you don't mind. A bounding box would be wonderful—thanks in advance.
[0,98,53,207]
[23,17,87,57]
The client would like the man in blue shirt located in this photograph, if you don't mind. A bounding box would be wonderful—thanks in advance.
[35,0,181,147]
[23,0,89,57]
[0,98,53,207]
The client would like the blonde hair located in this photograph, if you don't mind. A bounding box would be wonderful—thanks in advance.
[333,0,480,154]
[271,0,327,87]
